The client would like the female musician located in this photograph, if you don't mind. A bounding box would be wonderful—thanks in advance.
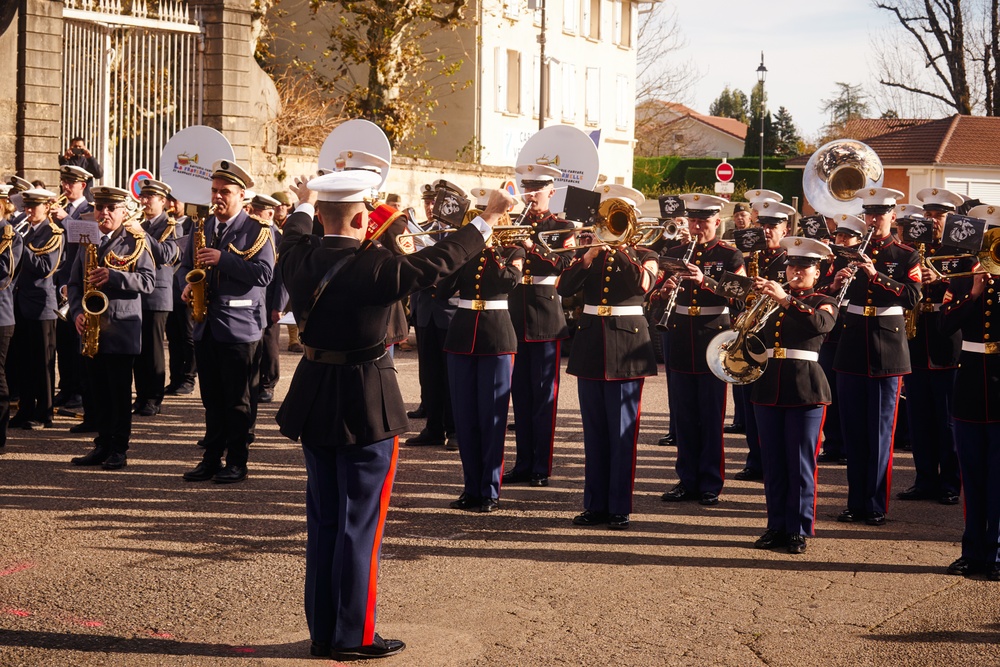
[751,237,838,554]
[559,185,658,530]
[939,204,1000,579]
[439,201,524,513]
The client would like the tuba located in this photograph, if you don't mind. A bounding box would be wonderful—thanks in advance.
[803,139,884,217]
[80,236,109,358]
[706,287,786,384]
[185,213,208,323]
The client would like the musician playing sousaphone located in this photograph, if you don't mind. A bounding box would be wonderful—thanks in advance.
[503,162,576,489]
[749,237,838,554]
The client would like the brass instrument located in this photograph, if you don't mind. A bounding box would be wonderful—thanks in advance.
[185,214,209,323]
[802,139,884,217]
[490,224,531,245]
[923,228,1000,279]
[745,250,760,308]
[904,242,926,339]
[706,285,788,385]
[394,212,517,255]
[662,220,687,241]
[80,236,109,358]
[655,237,698,331]
[538,198,661,252]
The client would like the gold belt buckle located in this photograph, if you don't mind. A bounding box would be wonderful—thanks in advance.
[863,306,877,317]
[471,299,486,311]
[986,342,1000,355]
[772,347,786,359]
[522,275,533,285]
[687,305,701,317]
[597,305,613,317]
[920,302,935,313]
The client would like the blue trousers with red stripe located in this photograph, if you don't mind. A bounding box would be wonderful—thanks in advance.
[754,404,826,536]
[837,373,901,515]
[670,372,727,496]
[578,378,643,515]
[302,437,398,649]
[903,367,960,495]
[448,353,513,501]
[953,420,1000,567]
[510,339,561,477]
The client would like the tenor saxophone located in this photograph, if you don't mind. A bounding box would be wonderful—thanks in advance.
[81,239,109,358]
[186,214,208,323]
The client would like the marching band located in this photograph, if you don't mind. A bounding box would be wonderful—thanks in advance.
[5,123,1000,658]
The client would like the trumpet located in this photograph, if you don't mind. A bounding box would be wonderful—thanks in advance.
[922,227,1000,279]
[662,220,688,240]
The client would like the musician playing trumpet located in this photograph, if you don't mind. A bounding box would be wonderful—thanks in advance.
[750,238,838,554]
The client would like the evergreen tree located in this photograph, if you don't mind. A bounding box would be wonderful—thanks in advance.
[744,82,776,157]
[771,106,801,157]
[708,86,750,123]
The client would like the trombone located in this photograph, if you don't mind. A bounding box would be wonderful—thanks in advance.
[923,227,1000,278]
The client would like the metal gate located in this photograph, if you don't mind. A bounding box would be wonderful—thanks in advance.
[61,0,204,186]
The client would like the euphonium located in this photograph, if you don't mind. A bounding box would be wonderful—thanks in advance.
[186,214,208,323]
[706,286,786,385]
[81,238,109,358]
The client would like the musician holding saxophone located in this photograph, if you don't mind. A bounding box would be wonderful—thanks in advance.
[749,238,838,554]
[660,193,744,507]
[829,188,921,526]
[0,198,22,451]
[67,186,154,470]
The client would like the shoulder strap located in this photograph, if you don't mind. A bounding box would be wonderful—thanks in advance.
[298,250,357,336]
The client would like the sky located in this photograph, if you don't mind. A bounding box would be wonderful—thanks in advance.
[660,0,904,140]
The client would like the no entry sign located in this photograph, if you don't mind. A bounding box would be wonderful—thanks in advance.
[715,162,735,183]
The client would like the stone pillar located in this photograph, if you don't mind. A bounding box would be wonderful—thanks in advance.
[189,0,255,165]
[16,0,63,185]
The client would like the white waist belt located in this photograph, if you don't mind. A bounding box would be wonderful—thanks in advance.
[846,305,904,317]
[676,305,729,316]
[766,348,819,361]
[458,299,508,311]
[583,304,644,317]
[521,275,558,286]
[962,341,1000,354]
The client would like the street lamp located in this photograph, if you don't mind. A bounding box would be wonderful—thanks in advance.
[756,52,767,188]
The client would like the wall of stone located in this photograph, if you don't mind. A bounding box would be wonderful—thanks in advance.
[0,6,19,180]
[16,0,63,186]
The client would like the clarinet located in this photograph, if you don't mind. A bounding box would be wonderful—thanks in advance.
[656,238,699,331]
[834,225,876,308]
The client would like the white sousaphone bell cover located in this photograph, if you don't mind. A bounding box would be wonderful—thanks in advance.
[516,125,600,216]
[159,126,235,206]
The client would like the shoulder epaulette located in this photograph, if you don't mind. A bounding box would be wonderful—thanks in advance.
[48,222,64,235]
[127,226,146,239]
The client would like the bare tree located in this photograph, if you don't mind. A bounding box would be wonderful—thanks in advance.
[872,0,1000,115]
[633,4,699,142]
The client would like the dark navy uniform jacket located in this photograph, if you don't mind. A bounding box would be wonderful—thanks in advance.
[67,227,156,355]
[750,289,838,407]
[141,212,181,312]
[662,238,744,374]
[558,245,658,380]
[276,224,487,445]
[0,225,23,327]
[438,246,523,355]
[832,234,921,377]
[817,254,852,346]
[178,209,275,344]
[907,242,961,369]
[15,219,64,321]
[940,275,1000,422]
[508,211,574,342]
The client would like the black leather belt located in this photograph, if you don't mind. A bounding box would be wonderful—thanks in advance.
[303,340,387,365]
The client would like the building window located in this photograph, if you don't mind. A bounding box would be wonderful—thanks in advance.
[582,0,601,39]
[563,0,579,34]
[503,0,519,19]
[496,48,521,114]
[585,67,600,125]
[615,74,629,130]
[562,63,576,121]
[613,0,632,47]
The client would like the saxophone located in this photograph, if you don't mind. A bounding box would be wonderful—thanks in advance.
[903,241,926,340]
[81,238,109,358]
[185,214,208,323]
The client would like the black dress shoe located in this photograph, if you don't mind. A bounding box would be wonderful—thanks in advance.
[501,469,531,484]
[71,446,111,466]
[101,452,128,470]
[404,430,445,447]
[479,498,500,513]
[661,483,695,502]
[939,491,961,505]
[897,485,935,501]
[837,509,862,523]
[506,422,516,432]
[865,511,886,526]
[69,421,99,434]
[135,402,160,417]
[572,510,609,526]
[331,634,405,660]
[405,406,426,419]
[163,384,180,396]
[173,383,195,395]
[57,395,84,416]
[183,461,222,481]
[529,473,549,487]
[53,391,70,408]
[449,493,480,511]
[734,467,763,481]
[657,434,675,447]
[309,641,331,657]
[699,492,720,506]
[816,451,844,464]
[754,529,787,549]
[723,424,746,434]
[787,534,807,554]
[258,389,274,404]
[213,465,248,484]
[607,514,630,530]
[22,420,53,430]
[444,434,459,451]
[947,557,977,576]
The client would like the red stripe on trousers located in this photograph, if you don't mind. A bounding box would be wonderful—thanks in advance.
[363,436,399,645]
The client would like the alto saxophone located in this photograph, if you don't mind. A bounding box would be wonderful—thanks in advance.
[81,238,109,358]
[186,214,208,323]
[903,241,926,340]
